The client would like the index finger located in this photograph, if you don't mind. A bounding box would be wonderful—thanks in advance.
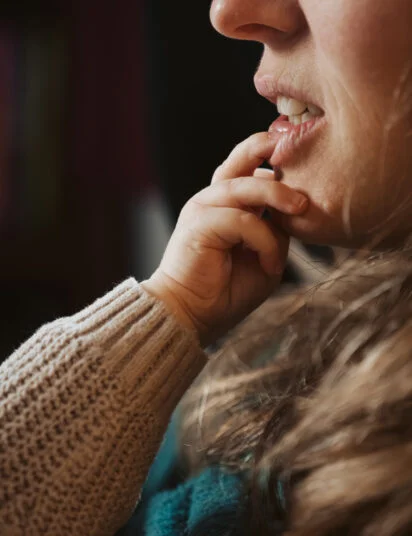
[212,132,277,184]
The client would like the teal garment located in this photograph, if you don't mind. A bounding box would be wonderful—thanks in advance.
[115,417,285,536]
[116,339,287,536]
[143,466,244,535]
[115,416,245,536]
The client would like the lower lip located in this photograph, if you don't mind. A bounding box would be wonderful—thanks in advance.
[268,114,327,167]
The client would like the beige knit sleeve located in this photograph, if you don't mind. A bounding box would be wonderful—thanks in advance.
[0,278,206,536]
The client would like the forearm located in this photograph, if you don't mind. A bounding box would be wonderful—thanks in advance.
[0,279,205,536]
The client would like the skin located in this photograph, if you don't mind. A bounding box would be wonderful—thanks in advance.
[145,0,412,345]
[144,134,307,346]
[210,0,412,247]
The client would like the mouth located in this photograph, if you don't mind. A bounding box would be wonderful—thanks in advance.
[254,75,327,168]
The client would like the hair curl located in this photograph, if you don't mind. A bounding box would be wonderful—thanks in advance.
[180,246,412,535]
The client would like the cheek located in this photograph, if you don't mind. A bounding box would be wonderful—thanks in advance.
[313,1,412,110]
[287,139,412,246]
[283,0,412,245]
[279,125,408,246]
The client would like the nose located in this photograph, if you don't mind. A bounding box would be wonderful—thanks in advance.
[210,0,305,43]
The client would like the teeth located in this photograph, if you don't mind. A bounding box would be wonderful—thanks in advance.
[307,103,323,117]
[276,94,324,124]
[277,96,307,116]
[301,111,315,123]
[289,114,303,126]
[289,111,317,125]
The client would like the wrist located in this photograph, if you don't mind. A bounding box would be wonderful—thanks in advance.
[140,275,201,341]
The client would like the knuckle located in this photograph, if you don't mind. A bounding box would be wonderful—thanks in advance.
[180,199,194,216]
[232,140,245,154]
[227,177,250,195]
[181,199,203,221]
[247,132,269,152]
[190,187,209,204]
[224,178,239,196]
[211,164,224,182]
[239,211,259,226]
[186,236,204,255]
[249,131,268,144]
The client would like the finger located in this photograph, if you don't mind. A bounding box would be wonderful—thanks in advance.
[192,177,309,215]
[251,167,273,218]
[253,168,275,180]
[254,166,283,182]
[212,132,276,184]
[250,169,276,219]
[191,207,284,276]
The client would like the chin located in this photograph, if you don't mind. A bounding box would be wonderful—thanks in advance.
[281,210,369,249]
[280,204,346,247]
[283,210,410,251]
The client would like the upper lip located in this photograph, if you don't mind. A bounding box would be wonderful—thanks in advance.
[253,73,324,112]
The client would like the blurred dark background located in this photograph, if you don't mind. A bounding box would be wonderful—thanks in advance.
[0,1,277,360]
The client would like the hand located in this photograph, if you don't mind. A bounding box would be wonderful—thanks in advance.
[142,132,309,347]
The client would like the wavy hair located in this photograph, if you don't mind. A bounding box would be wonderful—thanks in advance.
[179,245,412,535]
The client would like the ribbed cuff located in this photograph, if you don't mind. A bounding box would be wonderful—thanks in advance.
[70,278,207,416]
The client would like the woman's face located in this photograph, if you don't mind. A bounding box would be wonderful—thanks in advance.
[210,0,412,247]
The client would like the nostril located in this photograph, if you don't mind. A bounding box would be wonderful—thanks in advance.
[235,23,289,41]
[209,0,269,40]
[210,0,306,42]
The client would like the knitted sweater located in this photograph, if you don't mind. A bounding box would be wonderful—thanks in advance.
[0,279,206,536]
